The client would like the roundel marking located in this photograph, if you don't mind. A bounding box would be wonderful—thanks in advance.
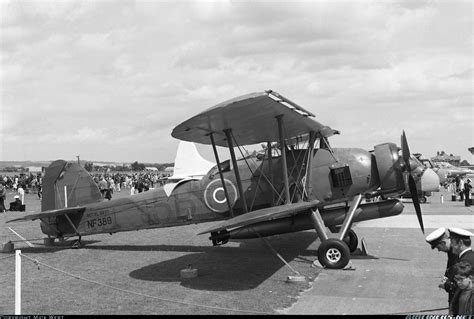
[212,188,227,204]
[204,178,237,213]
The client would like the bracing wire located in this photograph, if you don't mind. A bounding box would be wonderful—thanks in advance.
[0,254,15,261]
[230,131,281,207]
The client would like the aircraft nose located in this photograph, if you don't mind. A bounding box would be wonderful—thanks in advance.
[421,168,440,192]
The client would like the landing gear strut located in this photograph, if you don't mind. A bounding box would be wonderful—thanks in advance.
[311,194,362,269]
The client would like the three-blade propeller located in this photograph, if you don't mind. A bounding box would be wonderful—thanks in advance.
[401,131,424,234]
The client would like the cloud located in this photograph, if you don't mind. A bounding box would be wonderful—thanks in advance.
[1,0,472,163]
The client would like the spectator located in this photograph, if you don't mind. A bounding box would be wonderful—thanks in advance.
[426,227,459,304]
[449,261,473,315]
[0,183,6,213]
[9,195,24,212]
[459,177,465,201]
[98,177,108,197]
[464,179,472,207]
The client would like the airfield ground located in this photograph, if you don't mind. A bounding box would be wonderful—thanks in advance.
[0,187,473,315]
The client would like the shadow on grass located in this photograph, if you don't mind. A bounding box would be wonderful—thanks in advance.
[127,232,319,291]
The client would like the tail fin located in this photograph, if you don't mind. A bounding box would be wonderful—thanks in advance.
[170,141,215,180]
[42,160,102,211]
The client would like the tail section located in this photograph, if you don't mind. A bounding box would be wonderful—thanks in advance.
[42,160,102,211]
[169,141,216,180]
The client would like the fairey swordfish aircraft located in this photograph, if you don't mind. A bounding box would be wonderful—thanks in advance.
[7,90,440,269]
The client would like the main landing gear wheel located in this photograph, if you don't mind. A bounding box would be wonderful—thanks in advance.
[419,196,427,204]
[317,238,350,269]
[343,229,359,253]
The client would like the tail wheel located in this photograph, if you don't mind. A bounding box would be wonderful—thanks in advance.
[343,229,359,253]
[317,238,350,269]
[71,239,82,249]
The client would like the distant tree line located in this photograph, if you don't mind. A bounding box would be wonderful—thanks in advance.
[0,167,25,172]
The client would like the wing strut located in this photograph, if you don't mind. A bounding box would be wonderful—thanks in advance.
[209,132,234,217]
[305,131,317,199]
[276,115,291,204]
[267,141,274,206]
[224,129,248,213]
[63,213,82,243]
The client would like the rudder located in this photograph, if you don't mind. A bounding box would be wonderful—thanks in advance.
[41,160,102,211]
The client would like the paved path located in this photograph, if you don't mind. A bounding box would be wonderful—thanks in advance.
[281,190,473,315]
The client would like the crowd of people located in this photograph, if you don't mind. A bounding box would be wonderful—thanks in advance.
[0,173,42,212]
[451,176,473,207]
[90,171,170,200]
[0,173,42,194]
[0,170,170,209]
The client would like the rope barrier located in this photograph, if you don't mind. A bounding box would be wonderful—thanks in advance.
[251,227,301,276]
[0,254,15,261]
[18,253,274,315]
[6,238,45,243]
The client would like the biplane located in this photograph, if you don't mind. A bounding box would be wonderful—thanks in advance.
[7,90,440,269]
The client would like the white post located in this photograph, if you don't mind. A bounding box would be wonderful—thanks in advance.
[64,185,68,208]
[15,249,21,315]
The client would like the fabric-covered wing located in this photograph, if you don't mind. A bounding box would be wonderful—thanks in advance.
[198,200,320,235]
[6,206,86,223]
[172,90,338,147]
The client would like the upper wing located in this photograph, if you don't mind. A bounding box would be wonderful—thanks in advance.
[172,90,338,147]
[198,200,320,235]
[6,206,86,223]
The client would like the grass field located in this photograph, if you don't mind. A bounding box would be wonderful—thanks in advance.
[0,189,322,315]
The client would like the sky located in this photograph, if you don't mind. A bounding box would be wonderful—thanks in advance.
[0,0,472,164]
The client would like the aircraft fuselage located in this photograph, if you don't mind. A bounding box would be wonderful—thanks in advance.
[40,146,410,239]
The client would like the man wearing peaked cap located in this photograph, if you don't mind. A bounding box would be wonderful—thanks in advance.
[426,227,449,250]
[9,195,23,212]
[450,227,474,238]
[449,227,474,269]
[426,227,459,303]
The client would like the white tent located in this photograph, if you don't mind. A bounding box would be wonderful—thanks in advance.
[27,166,43,173]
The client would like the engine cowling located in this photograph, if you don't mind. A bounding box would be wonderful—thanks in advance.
[373,143,404,192]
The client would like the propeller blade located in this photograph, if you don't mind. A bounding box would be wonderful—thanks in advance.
[408,174,424,234]
[401,130,411,169]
